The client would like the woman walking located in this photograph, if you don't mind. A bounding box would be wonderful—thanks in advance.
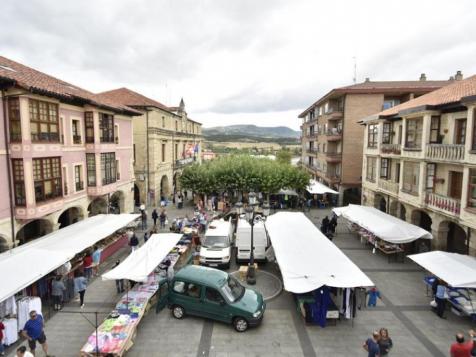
[378,328,393,356]
[74,271,88,308]
[51,276,66,311]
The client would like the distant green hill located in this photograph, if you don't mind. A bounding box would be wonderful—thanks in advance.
[203,125,300,141]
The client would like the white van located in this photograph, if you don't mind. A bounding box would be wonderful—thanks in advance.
[235,218,270,263]
[200,219,234,269]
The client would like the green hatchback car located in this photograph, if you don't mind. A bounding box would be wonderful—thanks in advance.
[156,265,266,332]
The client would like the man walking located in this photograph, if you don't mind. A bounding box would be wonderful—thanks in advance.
[450,330,475,357]
[21,311,51,356]
[141,209,147,230]
[435,280,447,318]
[152,208,159,227]
[159,209,167,229]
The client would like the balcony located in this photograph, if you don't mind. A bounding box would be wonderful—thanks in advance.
[31,132,60,142]
[381,143,401,155]
[175,157,195,168]
[325,152,342,163]
[326,129,342,141]
[325,172,341,183]
[378,179,399,194]
[324,109,344,121]
[306,148,318,155]
[10,133,22,142]
[73,135,82,144]
[425,192,461,217]
[303,163,321,172]
[75,181,84,191]
[426,144,465,162]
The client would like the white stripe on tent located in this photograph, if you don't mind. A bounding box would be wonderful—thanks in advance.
[333,204,432,244]
[265,212,373,293]
[408,251,476,288]
[0,214,139,303]
[306,179,338,195]
[102,233,183,282]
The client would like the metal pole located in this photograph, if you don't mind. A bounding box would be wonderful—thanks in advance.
[247,212,256,285]
[95,311,99,357]
[146,109,150,208]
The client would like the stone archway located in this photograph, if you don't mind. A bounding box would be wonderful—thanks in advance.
[16,219,53,245]
[88,197,108,217]
[110,191,125,214]
[411,209,432,253]
[0,235,9,253]
[134,184,140,207]
[398,203,407,221]
[160,175,170,198]
[440,221,467,254]
[58,206,84,229]
[389,200,398,217]
[374,193,387,212]
[343,187,361,205]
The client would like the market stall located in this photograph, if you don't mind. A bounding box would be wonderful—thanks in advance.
[80,233,191,356]
[408,251,476,321]
[306,180,338,207]
[333,204,432,261]
[265,212,373,327]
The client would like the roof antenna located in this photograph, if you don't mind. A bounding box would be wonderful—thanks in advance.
[353,56,357,84]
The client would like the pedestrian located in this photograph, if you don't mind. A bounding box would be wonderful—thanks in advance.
[0,320,4,356]
[92,245,102,276]
[82,252,93,280]
[51,276,66,311]
[113,260,124,294]
[21,310,50,357]
[16,346,34,357]
[368,287,381,307]
[159,209,167,229]
[144,231,149,243]
[435,280,447,318]
[450,330,475,357]
[152,208,159,227]
[329,214,337,234]
[321,216,329,234]
[184,190,188,200]
[141,209,147,230]
[129,233,139,252]
[307,198,312,212]
[178,194,184,209]
[363,331,380,357]
[74,271,88,308]
[378,328,393,356]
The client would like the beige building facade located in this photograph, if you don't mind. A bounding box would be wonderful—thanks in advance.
[299,77,450,205]
[97,89,202,207]
[361,72,476,256]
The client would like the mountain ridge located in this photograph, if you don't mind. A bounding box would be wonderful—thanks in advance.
[203,124,300,139]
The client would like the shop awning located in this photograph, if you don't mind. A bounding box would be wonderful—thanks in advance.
[102,233,183,282]
[277,189,298,196]
[333,204,432,244]
[265,212,373,293]
[0,214,139,303]
[408,251,476,288]
[306,179,338,195]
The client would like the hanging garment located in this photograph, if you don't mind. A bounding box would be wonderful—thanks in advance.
[313,286,331,328]
[352,289,357,318]
[344,288,351,319]
[0,296,17,317]
[1,318,18,345]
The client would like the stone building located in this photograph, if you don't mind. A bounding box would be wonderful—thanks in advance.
[361,72,476,256]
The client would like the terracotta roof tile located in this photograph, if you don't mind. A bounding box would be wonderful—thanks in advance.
[378,75,476,117]
[96,87,170,111]
[0,56,141,115]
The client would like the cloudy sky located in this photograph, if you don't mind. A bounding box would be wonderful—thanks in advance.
[1,0,476,130]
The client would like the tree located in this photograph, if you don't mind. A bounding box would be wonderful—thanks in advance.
[179,155,310,198]
[276,149,292,165]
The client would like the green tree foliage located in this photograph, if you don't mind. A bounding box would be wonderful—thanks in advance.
[276,149,292,165]
[179,155,310,196]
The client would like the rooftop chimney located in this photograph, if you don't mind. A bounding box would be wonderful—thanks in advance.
[449,76,455,81]
[419,73,427,81]
[455,70,463,81]
[365,77,370,83]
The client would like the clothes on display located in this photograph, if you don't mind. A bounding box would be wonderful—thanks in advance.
[0,318,18,345]
[17,297,42,332]
[295,287,340,327]
[0,296,17,317]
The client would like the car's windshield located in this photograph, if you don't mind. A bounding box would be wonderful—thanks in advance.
[203,235,229,248]
[220,276,245,303]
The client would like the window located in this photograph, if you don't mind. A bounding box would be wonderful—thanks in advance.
[133,144,136,162]
[205,288,225,304]
[85,112,94,143]
[367,124,378,147]
[468,169,476,208]
[162,143,166,162]
[397,125,402,145]
[8,97,21,142]
[33,157,62,202]
[162,116,165,128]
[74,165,83,191]
[366,157,377,182]
[175,121,178,131]
[395,163,400,183]
[382,123,392,144]
[429,116,441,144]
[380,158,391,179]
[116,160,120,180]
[405,118,423,149]
[29,99,59,142]
[186,283,201,299]
[86,154,96,187]
[72,119,81,144]
[449,171,463,199]
[12,159,25,205]
[99,113,114,143]
[383,99,400,110]
[472,109,476,151]
[114,124,119,144]
[426,163,436,192]
[402,161,420,194]
[455,119,467,145]
[175,143,178,160]
[173,281,186,294]
[101,153,116,185]
[323,143,326,153]
[62,167,67,195]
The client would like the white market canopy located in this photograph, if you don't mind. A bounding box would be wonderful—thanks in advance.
[306,179,338,195]
[277,189,298,196]
[265,212,373,293]
[333,204,432,244]
[102,233,183,282]
[0,214,139,303]
[408,251,476,288]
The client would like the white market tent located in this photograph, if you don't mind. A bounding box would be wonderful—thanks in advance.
[102,233,183,282]
[0,214,139,303]
[408,251,476,288]
[277,189,298,196]
[306,179,338,195]
[265,212,373,293]
[333,204,432,244]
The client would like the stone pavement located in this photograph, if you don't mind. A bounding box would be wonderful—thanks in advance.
[6,205,476,356]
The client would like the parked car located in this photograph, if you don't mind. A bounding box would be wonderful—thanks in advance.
[156,265,266,332]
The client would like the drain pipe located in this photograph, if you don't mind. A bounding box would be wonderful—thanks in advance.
[1,89,16,249]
